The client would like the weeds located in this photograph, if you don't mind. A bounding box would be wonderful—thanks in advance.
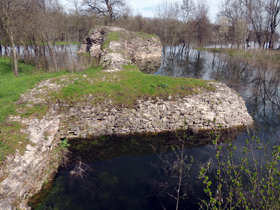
[199,129,280,210]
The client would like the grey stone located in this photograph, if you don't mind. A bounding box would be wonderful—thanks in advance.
[76,26,162,72]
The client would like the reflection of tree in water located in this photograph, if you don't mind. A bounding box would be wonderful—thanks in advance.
[209,55,280,134]
[147,143,207,210]
[209,54,253,85]
[247,68,280,134]
[159,47,280,134]
[158,46,206,78]
[36,163,122,210]
[189,50,206,78]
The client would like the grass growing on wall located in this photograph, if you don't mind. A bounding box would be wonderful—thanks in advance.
[101,30,159,50]
[52,64,214,108]
[0,57,67,161]
[101,31,124,49]
[0,57,214,162]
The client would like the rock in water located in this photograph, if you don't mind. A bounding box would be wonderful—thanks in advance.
[76,26,162,72]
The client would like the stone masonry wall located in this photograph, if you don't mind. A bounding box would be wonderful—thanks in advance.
[0,79,253,210]
[60,82,253,140]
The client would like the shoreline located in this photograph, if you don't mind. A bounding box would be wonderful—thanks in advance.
[0,62,253,210]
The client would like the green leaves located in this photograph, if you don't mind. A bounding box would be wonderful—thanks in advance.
[59,139,70,149]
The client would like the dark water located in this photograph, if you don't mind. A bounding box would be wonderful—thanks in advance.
[32,46,280,210]
[1,44,83,71]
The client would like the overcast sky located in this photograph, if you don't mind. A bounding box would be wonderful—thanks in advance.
[61,0,222,23]
[128,0,221,22]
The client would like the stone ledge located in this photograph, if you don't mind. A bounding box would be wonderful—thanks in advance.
[0,79,253,210]
[60,82,253,140]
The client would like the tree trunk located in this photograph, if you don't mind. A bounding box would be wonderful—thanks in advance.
[12,44,19,77]
[9,31,19,77]
[4,45,8,57]
[34,45,40,70]
[47,43,58,71]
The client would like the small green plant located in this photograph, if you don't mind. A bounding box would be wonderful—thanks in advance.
[159,83,169,89]
[60,139,70,149]
[91,140,99,145]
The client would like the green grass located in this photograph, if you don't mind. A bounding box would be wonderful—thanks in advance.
[102,31,124,49]
[0,57,67,161]
[136,32,157,38]
[0,57,214,162]
[102,30,158,50]
[52,64,214,108]
[196,47,248,56]
[77,52,91,57]
[197,47,280,67]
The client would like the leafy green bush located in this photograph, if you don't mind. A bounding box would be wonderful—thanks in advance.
[199,130,280,210]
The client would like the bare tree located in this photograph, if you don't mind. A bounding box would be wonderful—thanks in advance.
[180,0,195,22]
[263,0,280,49]
[82,0,126,24]
[193,0,212,47]
[240,0,267,48]
[155,1,181,48]
[216,16,230,48]
[67,0,83,42]
[0,0,23,76]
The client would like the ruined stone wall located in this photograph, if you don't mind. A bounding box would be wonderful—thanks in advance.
[0,79,253,210]
[76,26,162,71]
[60,82,253,140]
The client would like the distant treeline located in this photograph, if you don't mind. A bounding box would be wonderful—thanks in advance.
[1,0,280,75]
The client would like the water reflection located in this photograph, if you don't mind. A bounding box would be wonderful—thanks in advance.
[156,49,207,78]
[31,46,280,210]
[156,46,280,135]
[1,44,86,71]
[32,138,221,210]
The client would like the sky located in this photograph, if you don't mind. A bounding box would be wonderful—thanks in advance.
[127,0,222,22]
[61,0,222,23]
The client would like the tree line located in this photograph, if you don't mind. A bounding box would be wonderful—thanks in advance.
[1,0,280,76]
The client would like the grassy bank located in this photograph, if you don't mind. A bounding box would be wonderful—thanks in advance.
[0,57,67,161]
[197,47,280,67]
[52,65,214,108]
[42,41,81,46]
[0,58,213,162]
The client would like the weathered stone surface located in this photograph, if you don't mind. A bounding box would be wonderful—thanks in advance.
[135,57,161,74]
[0,80,65,210]
[0,76,253,209]
[0,25,253,209]
[76,26,162,71]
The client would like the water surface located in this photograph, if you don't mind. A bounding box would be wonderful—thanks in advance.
[32,46,280,210]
